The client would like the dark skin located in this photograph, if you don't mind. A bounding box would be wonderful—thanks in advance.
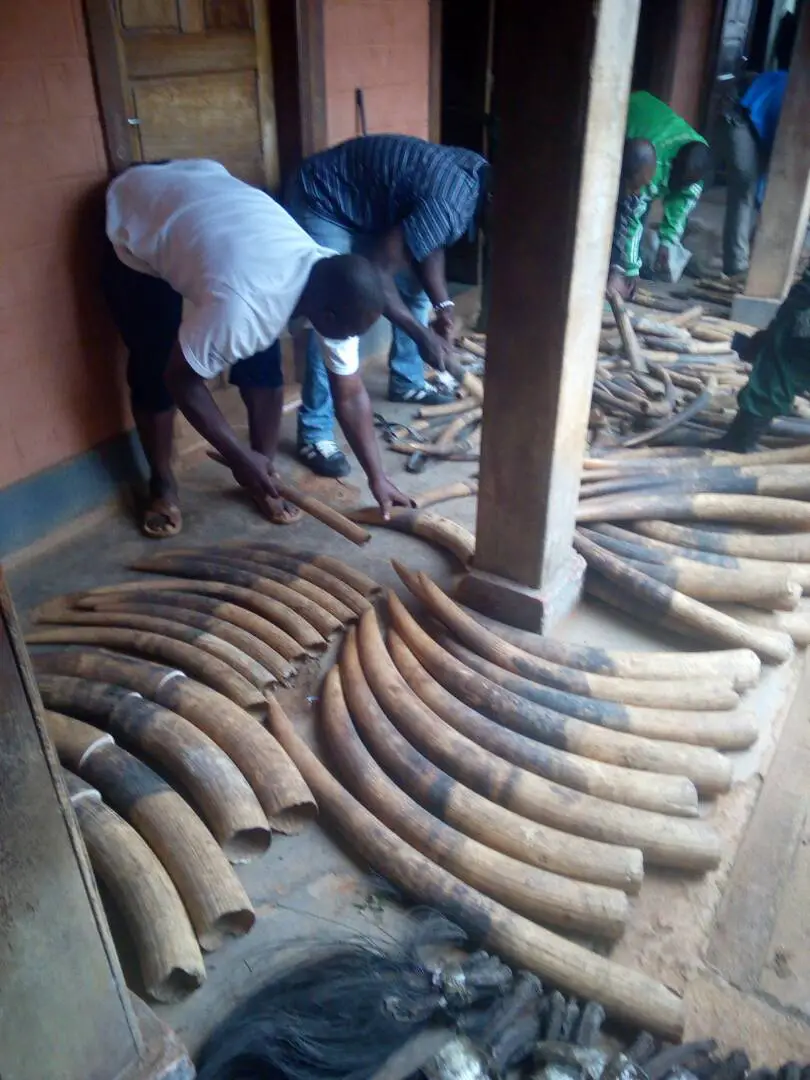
[654,141,707,277]
[140,276,412,537]
[372,227,455,369]
[606,150,658,300]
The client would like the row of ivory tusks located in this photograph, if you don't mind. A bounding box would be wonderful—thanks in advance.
[25,527,778,1036]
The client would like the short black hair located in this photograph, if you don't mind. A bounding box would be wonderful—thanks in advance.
[313,253,385,320]
[671,140,710,190]
[622,137,656,181]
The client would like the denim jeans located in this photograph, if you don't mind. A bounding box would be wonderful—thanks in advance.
[721,112,762,276]
[286,179,431,444]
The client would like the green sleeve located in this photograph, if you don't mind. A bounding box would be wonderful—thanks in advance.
[611,192,647,277]
[659,181,703,246]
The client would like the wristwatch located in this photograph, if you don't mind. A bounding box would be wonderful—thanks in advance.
[434,300,455,313]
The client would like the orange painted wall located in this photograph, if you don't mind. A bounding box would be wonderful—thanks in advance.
[0,0,127,491]
[323,0,430,146]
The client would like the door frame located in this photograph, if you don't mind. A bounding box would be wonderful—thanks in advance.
[84,0,138,173]
[295,0,328,155]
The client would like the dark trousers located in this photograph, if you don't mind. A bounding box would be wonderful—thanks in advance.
[739,268,810,420]
[721,109,763,276]
[101,240,282,413]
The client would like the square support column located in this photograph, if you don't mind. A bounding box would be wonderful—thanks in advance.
[460,0,640,632]
[732,3,810,329]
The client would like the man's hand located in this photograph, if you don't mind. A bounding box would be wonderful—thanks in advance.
[229,448,282,501]
[417,328,452,371]
[369,474,415,521]
[654,245,671,278]
[432,307,456,343]
[607,272,637,300]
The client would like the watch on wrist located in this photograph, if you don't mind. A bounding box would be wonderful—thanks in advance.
[434,300,455,313]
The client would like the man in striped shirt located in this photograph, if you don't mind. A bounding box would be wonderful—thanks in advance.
[288,134,490,477]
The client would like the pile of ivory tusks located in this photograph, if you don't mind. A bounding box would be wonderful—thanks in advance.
[25,541,381,1004]
[579,443,810,661]
[595,293,810,450]
[382,340,485,466]
[267,553,774,1039]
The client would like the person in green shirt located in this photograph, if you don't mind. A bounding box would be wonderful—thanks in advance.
[609,91,710,297]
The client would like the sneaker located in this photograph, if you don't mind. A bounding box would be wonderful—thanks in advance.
[389,383,456,406]
[298,439,351,478]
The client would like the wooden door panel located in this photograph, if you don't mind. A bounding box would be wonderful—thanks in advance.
[125,30,256,79]
[205,0,253,29]
[86,0,279,189]
[134,69,265,183]
[120,0,180,29]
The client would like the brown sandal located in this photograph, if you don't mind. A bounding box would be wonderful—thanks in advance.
[142,498,183,539]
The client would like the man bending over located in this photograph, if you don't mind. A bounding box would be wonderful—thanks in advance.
[104,159,410,537]
[287,135,491,477]
[611,92,710,294]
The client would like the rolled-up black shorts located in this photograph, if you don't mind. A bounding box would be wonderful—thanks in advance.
[101,238,283,413]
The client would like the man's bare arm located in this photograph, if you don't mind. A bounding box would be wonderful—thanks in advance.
[163,343,281,498]
[328,369,413,519]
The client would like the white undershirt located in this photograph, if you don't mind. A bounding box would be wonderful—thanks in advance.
[106,160,359,379]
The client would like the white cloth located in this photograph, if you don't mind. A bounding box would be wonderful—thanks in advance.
[106,159,359,379]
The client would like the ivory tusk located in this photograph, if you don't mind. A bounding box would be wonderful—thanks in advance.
[39,674,271,861]
[67,769,206,1003]
[45,711,254,951]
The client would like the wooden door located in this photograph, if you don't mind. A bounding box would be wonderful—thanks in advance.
[86,0,279,190]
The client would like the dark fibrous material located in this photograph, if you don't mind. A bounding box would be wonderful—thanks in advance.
[195,923,810,1080]
[196,930,512,1080]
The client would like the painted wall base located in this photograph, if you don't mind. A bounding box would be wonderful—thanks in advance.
[0,324,392,562]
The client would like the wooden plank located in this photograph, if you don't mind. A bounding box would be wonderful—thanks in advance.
[124,29,256,78]
[120,0,180,30]
[253,0,280,189]
[468,0,640,629]
[178,0,206,32]
[133,69,264,182]
[745,2,810,301]
[297,0,327,155]
[205,0,253,28]
[0,571,142,1078]
[83,0,140,171]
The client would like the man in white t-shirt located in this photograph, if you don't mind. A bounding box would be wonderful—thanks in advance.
[104,159,411,537]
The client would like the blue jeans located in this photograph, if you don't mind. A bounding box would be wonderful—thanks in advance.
[286,180,431,444]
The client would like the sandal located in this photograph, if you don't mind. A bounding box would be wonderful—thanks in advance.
[142,497,182,539]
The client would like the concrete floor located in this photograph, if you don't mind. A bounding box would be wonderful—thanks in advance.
[6,354,810,1064]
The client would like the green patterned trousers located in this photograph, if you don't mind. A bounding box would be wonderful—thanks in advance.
[739,267,810,420]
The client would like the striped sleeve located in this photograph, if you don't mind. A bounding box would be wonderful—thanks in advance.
[659,181,703,246]
[401,195,472,263]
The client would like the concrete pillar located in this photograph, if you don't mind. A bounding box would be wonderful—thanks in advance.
[732,3,810,329]
[0,572,193,1080]
[460,0,640,631]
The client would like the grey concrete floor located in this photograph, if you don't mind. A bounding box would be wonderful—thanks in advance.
[6,355,810,1063]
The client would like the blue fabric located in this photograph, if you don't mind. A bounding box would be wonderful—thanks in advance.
[287,179,430,443]
[295,135,487,263]
[741,71,788,154]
